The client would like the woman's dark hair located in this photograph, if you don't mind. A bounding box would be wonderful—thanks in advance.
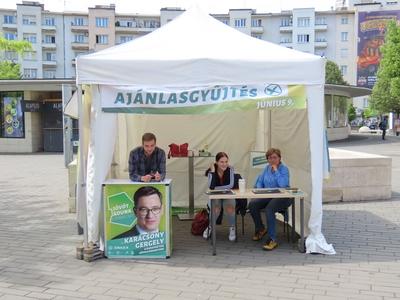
[205,152,229,176]
[215,152,229,162]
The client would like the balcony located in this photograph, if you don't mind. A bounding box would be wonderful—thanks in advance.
[71,23,88,32]
[42,43,57,49]
[42,60,57,66]
[315,40,328,48]
[251,26,264,34]
[2,23,17,30]
[115,25,156,33]
[71,42,89,50]
[42,24,56,31]
[315,24,328,31]
[279,25,293,32]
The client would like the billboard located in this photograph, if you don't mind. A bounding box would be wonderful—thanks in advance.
[357,10,400,88]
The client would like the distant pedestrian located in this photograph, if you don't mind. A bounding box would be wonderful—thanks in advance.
[379,116,388,140]
[394,117,400,137]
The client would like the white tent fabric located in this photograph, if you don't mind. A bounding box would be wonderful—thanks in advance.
[76,7,335,254]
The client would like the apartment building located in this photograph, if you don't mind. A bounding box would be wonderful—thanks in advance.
[0,1,399,86]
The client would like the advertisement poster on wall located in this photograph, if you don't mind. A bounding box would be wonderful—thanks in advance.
[357,11,400,88]
[104,181,172,258]
[1,92,24,138]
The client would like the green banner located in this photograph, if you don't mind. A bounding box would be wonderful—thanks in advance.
[101,84,307,114]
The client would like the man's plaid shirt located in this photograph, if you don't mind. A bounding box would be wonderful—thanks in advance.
[128,146,166,182]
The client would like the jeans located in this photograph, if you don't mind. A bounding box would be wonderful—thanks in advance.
[248,198,293,241]
[208,199,235,227]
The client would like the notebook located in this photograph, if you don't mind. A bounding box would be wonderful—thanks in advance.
[252,188,281,194]
[205,189,234,195]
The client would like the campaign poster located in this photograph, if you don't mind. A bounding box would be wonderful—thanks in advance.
[1,92,24,138]
[104,183,171,258]
[357,11,400,88]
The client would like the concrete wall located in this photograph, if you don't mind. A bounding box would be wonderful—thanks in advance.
[323,148,392,202]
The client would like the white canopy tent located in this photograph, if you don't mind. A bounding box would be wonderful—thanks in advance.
[76,7,335,254]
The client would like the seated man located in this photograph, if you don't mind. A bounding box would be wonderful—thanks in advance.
[129,132,166,182]
[248,148,292,251]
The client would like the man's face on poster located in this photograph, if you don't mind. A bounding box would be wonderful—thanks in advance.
[135,193,163,232]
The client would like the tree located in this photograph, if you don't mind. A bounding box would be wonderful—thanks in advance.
[371,20,400,115]
[363,106,378,119]
[0,37,32,79]
[325,60,348,85]
[348,103,356,122]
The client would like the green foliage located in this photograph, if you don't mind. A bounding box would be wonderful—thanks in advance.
[363,106,378,118]
[0,61,22,79]
[0,37,32,79]
[371,20,400,114]
[348,103,356,122]
[325,60,348,85]
[0,37,31,54]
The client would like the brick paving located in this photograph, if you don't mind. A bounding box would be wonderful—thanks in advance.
[0,134,399,300]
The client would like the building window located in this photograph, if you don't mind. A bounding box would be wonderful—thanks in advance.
[340,48,348,58]
[43,70,56,78]
[297,17,310,27]
[4,51,17,61]
[23,51,36,61]
[280,17,292,27]
[280,37,292,43]
[4,32,17,40]
[315,17,326,25]
[73,17,85,26]
[341,16,348,24]
[96,34,108,44]
[340,65,348,76]
[44,17,55,26]
[74,34,86,43]
[315,37,327,42]
[143,20,159,28]
[4,15,16,24]
[23,68,37,79]
[23,34,37,44]
[234,18,246,27]
[22,15,36,25]
[95,17,109,28]
[219,19,229,25]
[251,34,262,39]
[44,35,56,44]
[0,92,25,138]
[251,19,262,27]
[120,36,133,43]
[341,32,348,41]
[44,52,56,61]
[297,34,310,43]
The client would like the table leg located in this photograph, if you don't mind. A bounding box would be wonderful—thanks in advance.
[299,197,305,253]
[178,156,195,220]
[211,200,217,255]
[291,199,296,244]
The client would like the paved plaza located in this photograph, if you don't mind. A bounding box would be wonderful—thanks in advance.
[0,134,399,300]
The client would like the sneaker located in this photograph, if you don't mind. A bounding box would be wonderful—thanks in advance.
[252,228,267,241]
[228,226,236,242]
[203,227,211,239]
[263,239,278,251]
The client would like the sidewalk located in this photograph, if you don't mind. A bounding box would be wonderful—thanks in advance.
[0,146,399,299]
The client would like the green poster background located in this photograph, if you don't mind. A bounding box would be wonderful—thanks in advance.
[104,183,170,258]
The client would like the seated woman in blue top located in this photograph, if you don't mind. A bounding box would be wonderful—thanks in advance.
[249,147,291,251]
[203,152,236,242]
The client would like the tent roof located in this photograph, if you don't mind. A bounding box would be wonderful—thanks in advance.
[77,7,325,87]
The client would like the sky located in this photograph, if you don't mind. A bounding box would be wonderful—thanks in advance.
[1,0,338,14]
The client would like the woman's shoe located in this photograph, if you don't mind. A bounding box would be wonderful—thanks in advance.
[203,227,211,239]
[228,226,236,242]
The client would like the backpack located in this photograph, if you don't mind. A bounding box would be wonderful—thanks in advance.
[191,209,209,235]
